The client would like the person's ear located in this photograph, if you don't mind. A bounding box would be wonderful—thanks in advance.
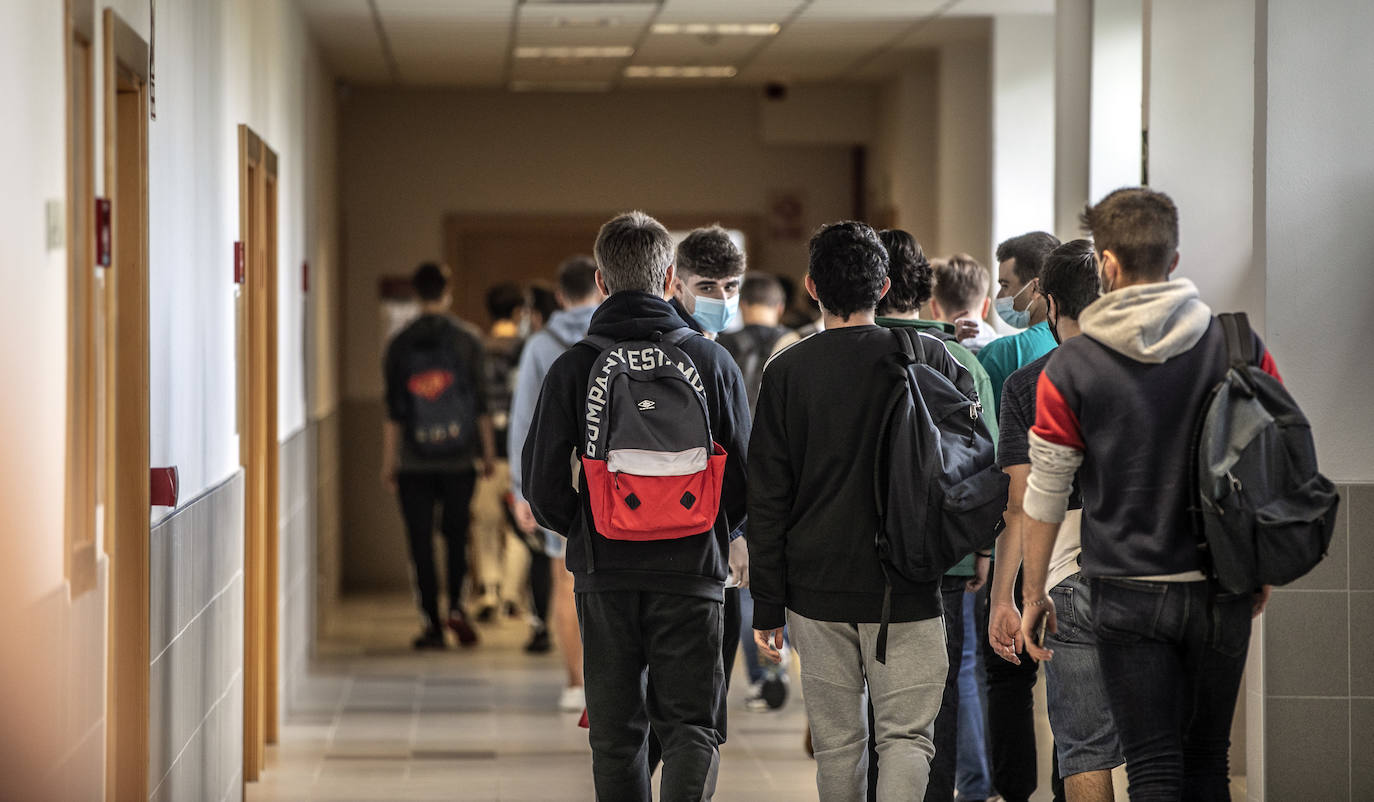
[595,269,610,298]
[1167,251,1180,275]
[804,274,820,303]
[929,298,944,320]
[877,277,892,300]
[662,263,677,300]
[979,296,991,320]
[1045,294,1059,326]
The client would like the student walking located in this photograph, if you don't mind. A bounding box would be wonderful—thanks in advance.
[522,212,750,802]
[750,222,952,801]
[381,262,495,649]
[989,239,1123,802]
[1020,188,1280,801]
[508,255,604,712]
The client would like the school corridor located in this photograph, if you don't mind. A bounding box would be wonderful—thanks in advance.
[3,0,1372,800]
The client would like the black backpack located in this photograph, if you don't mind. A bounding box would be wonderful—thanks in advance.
[720,324,789,414]
[873,327,1008,661]
[1193,313,1340,592]
[403,334,480,459]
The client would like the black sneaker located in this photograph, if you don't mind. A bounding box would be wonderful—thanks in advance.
[474,604,496,624]
[412,628,446,650]
[524,626,552,654]
[761,670,789,710]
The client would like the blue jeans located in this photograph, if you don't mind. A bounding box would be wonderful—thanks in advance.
[1091,578,1252,802]
[956,591,992,798]
[1044,573,1123,777]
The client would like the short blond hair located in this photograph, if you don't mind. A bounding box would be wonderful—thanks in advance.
[933,253,990,313]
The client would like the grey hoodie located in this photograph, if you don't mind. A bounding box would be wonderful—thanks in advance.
[1079,277,1213,364]
[508,304,598,502]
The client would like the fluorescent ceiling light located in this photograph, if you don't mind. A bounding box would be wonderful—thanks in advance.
[652,23,780,36]
[624,65,739,79]
[515,46,635,58]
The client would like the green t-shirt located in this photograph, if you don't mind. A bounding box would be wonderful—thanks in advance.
[977,320,1058,417]
[876,316,1000,577]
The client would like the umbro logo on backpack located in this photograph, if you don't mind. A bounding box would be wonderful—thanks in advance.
[578,328,727,542]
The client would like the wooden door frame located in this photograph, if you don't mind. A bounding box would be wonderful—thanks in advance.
[102,8,150,800]
[442,212,764,323]
[239,125,280,783]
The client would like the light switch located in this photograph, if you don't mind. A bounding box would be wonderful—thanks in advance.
[46,199,64,251]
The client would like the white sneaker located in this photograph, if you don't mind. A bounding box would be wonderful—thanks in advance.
[558,685,586,713]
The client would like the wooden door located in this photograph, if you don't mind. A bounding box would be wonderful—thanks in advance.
[102,8,151,800]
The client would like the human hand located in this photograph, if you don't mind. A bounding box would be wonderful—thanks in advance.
[966,554,990,592]
[728,537,749,589]
[1020,596,1057,663]
[512,499,537,534]
[988,601,1023,665]
[754,628,784,663]
[955,318,980,342]
[1252,584,1272,618]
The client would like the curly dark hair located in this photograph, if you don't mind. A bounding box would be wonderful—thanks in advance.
[1039,239,1101,319]
[676,225,746,280]
[808,221,890,320]
[876,229,932,315]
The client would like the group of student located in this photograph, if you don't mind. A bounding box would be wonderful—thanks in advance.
[383,186,1287,802]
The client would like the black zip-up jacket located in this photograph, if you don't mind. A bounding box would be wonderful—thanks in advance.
[522,291,751,600]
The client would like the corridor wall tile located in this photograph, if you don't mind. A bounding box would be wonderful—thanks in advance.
[1265,697,1350,802]
[1349,484,1374,591]
[1352,698,1374,798]
[1264,589,1350,697]
[1350,592,1374,696]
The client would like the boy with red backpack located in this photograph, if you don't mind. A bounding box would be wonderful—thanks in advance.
[521,211,751,802]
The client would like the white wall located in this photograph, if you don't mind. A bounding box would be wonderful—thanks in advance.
[1148,0,1261,332]
[1264,0,1374,481]
[992,15,1057,250]
[1089,0,1144,201]
[1054,0,1092,240]
[937,38,994,267]
[0,0,334,796]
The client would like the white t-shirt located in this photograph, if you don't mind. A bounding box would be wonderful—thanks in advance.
[1048,509,1083,591]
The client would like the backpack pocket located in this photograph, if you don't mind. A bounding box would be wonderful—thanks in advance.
[938,465,1009,567]
[1254,473,1339,586]
[581,447,728,542]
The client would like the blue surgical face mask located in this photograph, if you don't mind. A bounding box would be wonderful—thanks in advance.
[691,293,740,333]
[994,282,1034,329]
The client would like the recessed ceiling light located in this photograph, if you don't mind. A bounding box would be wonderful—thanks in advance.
[624,65,739,79]
[652,23,780,36]
[515,46,635,59]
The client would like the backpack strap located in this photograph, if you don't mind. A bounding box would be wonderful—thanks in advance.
[659,327,698,347]
[579,334,616,353]
[891,326,923,365]
[1219,313,1255,370]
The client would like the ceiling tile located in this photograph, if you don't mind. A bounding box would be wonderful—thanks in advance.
[298,0,392,84]
[631,33,760,65]
[654,0,803,24]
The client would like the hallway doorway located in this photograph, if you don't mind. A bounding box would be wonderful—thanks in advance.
[102,8,152,799]
[239,125,281,782]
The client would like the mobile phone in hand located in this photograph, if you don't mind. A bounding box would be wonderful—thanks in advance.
[1035,615,1049,648]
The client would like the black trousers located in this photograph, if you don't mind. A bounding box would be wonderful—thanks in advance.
[647,586,740,772]
[577,590,725,802]
[978,561,1045,802]
[396,470,477,629]
[527,548,552,624]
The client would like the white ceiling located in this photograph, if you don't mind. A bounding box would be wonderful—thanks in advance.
[298,0,1053,90]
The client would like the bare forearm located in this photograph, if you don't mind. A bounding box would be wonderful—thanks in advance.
[991,513,1022,607]
[1021,517,1058,602]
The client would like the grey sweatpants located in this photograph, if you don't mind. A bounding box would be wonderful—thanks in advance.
[788,611,947,802]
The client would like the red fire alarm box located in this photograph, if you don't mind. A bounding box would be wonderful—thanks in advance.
[150,467,179,508]
[234,241,245,284]
[96,198,111,267]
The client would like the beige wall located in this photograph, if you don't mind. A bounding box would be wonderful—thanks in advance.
[338,87,860,401]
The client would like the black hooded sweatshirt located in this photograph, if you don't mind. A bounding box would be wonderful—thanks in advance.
[521,291,751,601]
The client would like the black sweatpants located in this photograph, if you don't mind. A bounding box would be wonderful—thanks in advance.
[396,470,477,629]
[527,549,552,624]
[577,589,725,802]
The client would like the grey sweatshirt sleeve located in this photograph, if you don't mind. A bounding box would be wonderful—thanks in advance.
[507,334,551,501]
[1023,430,1083,524]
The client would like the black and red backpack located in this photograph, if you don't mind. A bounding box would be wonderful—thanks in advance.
[579,328,728,541]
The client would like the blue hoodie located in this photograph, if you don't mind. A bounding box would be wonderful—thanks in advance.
[508,304,598,504]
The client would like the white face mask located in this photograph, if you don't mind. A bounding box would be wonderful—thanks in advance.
[691,293,740,333]
[994,282,1035,329]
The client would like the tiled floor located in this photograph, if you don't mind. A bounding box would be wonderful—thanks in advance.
[247,595,818,801]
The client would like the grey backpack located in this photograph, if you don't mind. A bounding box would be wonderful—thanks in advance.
[1193,313,1340,592]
